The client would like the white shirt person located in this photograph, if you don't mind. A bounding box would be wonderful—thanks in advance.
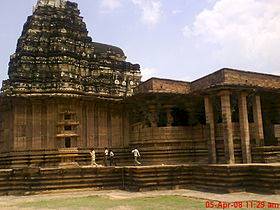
[104,148,109,166]
[132,148,141,165]
[109,150,116,166]
[90,148,97,166]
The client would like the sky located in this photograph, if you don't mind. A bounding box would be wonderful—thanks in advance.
[0,0,280,84]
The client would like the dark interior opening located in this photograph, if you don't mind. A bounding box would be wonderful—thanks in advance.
[64,125,72,131]
[64,114,71,120]
[158,111,167,127]
[213,96,222,123]
[231,94,239,122]
[171,107,189,126]
[65,137,71,148]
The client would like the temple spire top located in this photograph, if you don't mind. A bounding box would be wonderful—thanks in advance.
[33,0,66,11]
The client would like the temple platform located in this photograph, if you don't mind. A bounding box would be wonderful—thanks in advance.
[0,164,279,196]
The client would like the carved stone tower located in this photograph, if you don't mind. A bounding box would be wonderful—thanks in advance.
[3,0,141,98]
[0,0,141,157]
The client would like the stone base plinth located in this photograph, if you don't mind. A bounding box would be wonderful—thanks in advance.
[0,164,279,195]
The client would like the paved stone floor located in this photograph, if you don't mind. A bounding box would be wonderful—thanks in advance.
[0,189,279,209]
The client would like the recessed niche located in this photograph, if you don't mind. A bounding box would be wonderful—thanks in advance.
[65,137,71,148]
[64,114,71,120]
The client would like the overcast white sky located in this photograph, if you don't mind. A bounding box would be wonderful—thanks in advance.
[0,0,279,83]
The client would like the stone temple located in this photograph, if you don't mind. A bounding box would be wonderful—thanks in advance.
[0,0,279,194]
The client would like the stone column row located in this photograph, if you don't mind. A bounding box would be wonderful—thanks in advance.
[148,105,174,127]
[204,91,264,164]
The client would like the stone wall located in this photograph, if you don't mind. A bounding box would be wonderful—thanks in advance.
[0,99,13,152]
[136,78,191,94]
[0,97,129,152]
[129,125,209,164]
[124,165,280,194]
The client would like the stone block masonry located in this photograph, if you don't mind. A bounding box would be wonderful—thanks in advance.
[0,164,279,195]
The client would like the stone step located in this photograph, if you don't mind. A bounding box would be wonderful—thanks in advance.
[0,164,279,195]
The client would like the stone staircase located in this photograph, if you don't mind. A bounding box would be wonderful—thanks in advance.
[252,146,280,163]
[0,149,134,168]
[1,146,278,169]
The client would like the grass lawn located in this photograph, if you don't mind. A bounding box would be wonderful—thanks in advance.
[17,195,204,210]
[15,195,272,210]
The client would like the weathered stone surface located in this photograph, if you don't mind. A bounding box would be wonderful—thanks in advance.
[2,1,141,98]
[0,97,130,153]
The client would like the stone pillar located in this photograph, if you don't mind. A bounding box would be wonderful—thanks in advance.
[204,95,217,164]
[163,105,173,127]
[220,90,235,164]
[238,92,252,163]
[148,105,158,127]
[253,95,264,146]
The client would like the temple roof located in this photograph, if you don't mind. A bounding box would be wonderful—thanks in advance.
[2,0,141,99]
[191,68,280,93]
[136,68,280,95]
